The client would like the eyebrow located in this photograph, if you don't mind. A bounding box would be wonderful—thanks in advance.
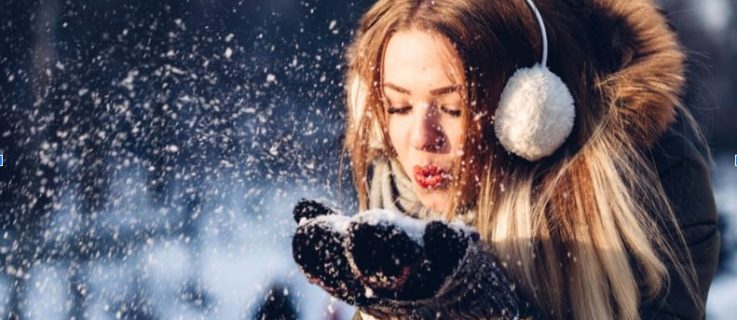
[384,83,461,97]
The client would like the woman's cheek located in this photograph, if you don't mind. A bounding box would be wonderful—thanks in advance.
[387,117,410,154]
[442,120,465,157]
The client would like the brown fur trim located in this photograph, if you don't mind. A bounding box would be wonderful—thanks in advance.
[573,0,685,147]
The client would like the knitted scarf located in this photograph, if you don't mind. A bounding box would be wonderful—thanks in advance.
[366,157,475,225]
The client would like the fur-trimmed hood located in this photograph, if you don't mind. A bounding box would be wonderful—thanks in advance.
[573,0,686,148]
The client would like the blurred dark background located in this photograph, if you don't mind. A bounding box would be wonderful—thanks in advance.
[0,0,735,319]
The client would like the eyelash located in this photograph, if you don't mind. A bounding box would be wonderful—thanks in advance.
[387,106,412,114]
[440,105,462,117]
[386,105,462,117]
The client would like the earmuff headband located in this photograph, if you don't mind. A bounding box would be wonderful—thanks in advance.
[493,0,576,161]
[523,0,548,66]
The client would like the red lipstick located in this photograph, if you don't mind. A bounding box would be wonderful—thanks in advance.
[413,164,448,189]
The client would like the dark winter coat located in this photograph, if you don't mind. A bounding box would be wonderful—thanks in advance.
[351,119,721,319]
[638,121,720,319]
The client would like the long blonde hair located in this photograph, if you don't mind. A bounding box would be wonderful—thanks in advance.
[342,0,705,319]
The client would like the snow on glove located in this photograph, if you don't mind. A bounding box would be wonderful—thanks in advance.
[291,199,378,306]
[291,199,521,319]
[348,210,521,320]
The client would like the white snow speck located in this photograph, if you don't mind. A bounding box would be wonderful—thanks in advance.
[328,20,337,30]
[224,47,233,59]
[169,65,186,75]
[364,287,374,298]
[266,73,276,83]
[224,33,234,42]
[165,144,179,153]
[220,160,234,168]
[268,144,279,156]
[121,69,138,91]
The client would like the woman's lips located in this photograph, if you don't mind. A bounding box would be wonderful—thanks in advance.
[413,164,448,189]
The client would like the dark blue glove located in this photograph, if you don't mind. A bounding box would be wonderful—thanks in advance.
[292,199,377,306]
[291,199,521,319]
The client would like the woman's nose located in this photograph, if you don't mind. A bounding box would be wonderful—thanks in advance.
[410,104,448,153]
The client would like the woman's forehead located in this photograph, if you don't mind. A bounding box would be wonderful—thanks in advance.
[382,29,464,92]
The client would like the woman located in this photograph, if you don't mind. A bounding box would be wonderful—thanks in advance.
[292,0,720,319]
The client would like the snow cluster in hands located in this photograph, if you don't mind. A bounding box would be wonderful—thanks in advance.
[290,198,480,305]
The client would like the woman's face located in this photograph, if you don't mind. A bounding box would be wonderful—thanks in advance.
[382,29,466,212]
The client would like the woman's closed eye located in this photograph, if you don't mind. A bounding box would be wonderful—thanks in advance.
[387,105,461,117]
[440,105,462,117]
[387,105,412,114]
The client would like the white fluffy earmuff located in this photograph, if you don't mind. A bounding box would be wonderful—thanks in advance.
[493,0,575,161]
